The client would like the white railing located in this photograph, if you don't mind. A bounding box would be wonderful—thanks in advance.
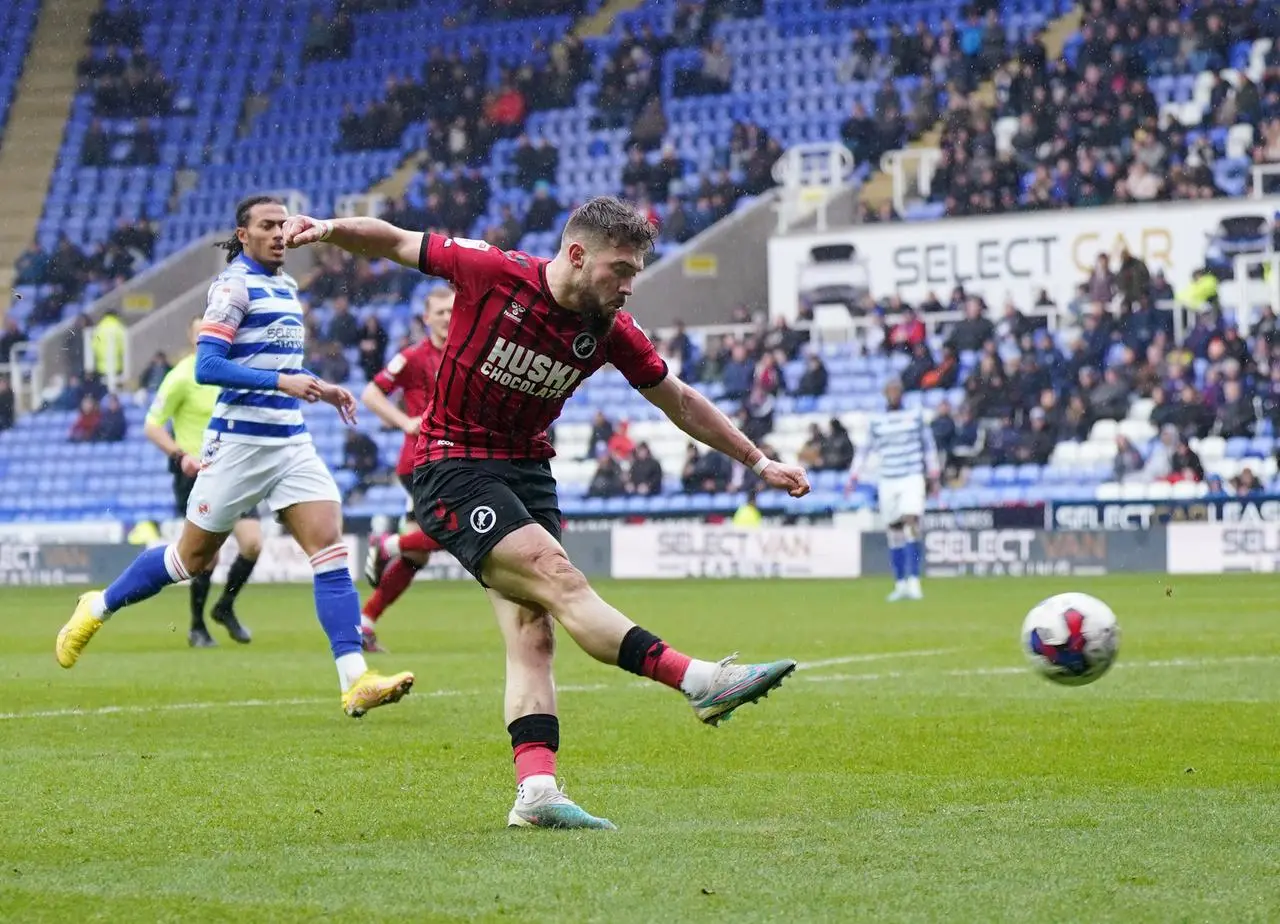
[1230,252,1280,333]
[269,189,311,217]
[772,142,858,233]
[649,299,1195,355]
[881,147,943,218]
[8,342,40,413]
[1251,164,1280,199]
[335,193,388,219]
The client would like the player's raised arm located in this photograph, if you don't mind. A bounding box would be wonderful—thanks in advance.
[642,374,810,498]
[284,215,423,270]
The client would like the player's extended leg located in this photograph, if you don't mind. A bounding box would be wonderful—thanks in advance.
[481,524,795,727]
[360,528,440,652]
[278,500,414,717]
[886,522,909,602]
[900,515,924,600]
[489,590,614,830]
[56,522,228,667]
[209,518,261,644]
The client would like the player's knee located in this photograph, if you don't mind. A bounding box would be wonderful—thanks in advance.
[526,546,589,610]
[901,518,920,541]
[239,535,263,560]
[513,611,556,663]
[404,550,430,566]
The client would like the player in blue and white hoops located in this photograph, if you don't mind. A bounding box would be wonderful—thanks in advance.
[846,378,939,601]
[55,196,415,717]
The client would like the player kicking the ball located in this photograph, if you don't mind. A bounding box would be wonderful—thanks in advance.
[55,196,415,718]
[357,284,453,651]
[845,378,939,601]
[284,196,809,829]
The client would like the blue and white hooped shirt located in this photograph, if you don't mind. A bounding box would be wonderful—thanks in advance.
[198,254,308,445]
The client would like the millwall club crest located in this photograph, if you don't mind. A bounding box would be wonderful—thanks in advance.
[572,332,597,359]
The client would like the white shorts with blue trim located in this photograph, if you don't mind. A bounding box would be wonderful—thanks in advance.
[186,438,340,533]
[878,474,926,525]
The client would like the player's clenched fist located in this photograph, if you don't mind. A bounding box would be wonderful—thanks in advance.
[761,462,810,498]
[283,215,334,248]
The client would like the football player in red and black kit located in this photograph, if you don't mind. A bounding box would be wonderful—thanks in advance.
[356,285,453,652]
[284,197,810,831]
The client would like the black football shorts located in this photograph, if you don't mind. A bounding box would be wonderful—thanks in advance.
[411,458,562,585]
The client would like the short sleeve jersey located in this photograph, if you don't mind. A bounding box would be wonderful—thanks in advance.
[411,233,667,463]
[373,338,444,475]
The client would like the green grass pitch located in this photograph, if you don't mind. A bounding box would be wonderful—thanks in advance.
[1,575,1278,923]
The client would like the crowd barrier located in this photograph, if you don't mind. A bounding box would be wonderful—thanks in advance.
[4,507,1277,584]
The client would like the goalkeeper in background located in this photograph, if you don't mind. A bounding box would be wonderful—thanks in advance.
[143,316,260,647]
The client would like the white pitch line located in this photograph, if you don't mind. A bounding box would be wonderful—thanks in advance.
[798,649,956,670]
[0,686,472,722]
[800,653,1280,685]
[4,654,1277,722]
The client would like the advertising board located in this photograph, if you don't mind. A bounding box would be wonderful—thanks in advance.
[861,528,1167,578]
[768,198,1280,320]
[611,523,861,579]
[0,542,138,586]
[1051,496,1280,531]
[1167,521,1280,573]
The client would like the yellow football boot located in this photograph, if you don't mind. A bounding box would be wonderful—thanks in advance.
[341,670,415,718]
[56,591,106,668]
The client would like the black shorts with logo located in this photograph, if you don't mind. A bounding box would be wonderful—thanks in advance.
[411,458,561,584]
[398,471,416,523]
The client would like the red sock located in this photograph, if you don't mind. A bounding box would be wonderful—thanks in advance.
[641,641,692,691]
[361,558,420,622]
[513,742,557,783]
[396,528,441,555]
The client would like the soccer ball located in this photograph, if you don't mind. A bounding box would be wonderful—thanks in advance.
[1021,592,1120,686]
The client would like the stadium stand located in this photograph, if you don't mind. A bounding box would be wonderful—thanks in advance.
[0,0,40,143]
[920,0,1280,218]
[1,0,1278,527]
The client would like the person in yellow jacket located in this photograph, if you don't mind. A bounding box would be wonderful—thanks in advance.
[91,309,127,380]
[732,488,764,528]
[143,316,261,648]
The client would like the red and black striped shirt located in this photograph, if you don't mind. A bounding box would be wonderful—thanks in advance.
[412,233,668,463]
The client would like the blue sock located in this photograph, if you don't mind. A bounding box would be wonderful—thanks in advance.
[906,540,922,578]
[889,544,907,581]
[313,568,362,658]
[103,545,187,614]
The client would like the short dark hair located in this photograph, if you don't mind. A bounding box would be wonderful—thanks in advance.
[213,195,284,264]
[562,196,657,254]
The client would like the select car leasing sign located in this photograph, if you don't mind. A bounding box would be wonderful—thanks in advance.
[611,523,860,579]
[767,197,1280,321]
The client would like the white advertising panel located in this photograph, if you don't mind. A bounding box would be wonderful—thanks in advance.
[1167,521,1280,574]
[768,198,1280,321]
[611,523,861,579]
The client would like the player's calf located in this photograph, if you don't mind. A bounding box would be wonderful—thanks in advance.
[486,531,795,726]
[900,517,923,600]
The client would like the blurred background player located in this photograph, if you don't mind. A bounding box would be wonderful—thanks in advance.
[846,378,938,601]
[283,197,808,828]
[357,284,453,651]
[55,196,414,718]
[144,315,260,648]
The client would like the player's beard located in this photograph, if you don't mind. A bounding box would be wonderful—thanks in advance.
[581,301,619,337]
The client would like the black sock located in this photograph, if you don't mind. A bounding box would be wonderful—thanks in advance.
[215,555,256,609]
[616,625,662,676]
[189,571,212,629]
[508,713,560,752]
